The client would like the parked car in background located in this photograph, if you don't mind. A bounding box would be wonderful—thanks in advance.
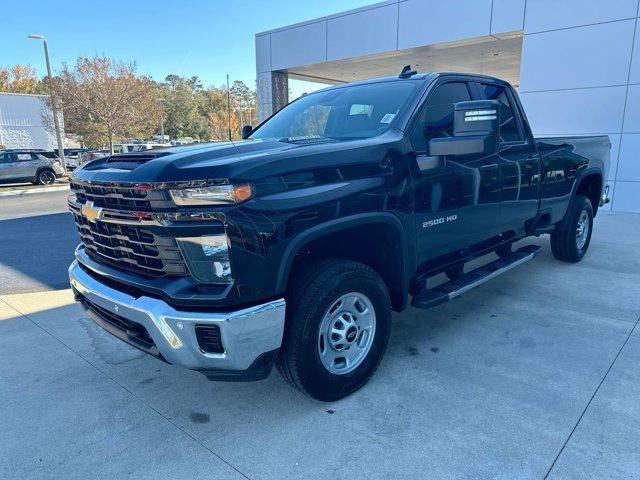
[78,149,111,165]
[130,142,171,151]
[55,148,90,170]
[113,142,172,153]
[0,149,65,185]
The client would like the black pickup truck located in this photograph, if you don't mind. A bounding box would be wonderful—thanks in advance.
[68,69,610,401]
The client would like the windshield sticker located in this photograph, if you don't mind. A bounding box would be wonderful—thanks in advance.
[379,113,396,124]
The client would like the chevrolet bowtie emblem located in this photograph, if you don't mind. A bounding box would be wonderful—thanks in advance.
[81,202,103,223]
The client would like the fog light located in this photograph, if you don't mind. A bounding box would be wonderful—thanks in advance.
[177,235,232,284]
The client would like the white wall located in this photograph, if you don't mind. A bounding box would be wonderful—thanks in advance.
[519,0,640,212]
[0,93,59,150]
[256,0,522,76]
[255,0,524,121]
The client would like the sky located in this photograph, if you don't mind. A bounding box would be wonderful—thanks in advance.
[2,0,374,98]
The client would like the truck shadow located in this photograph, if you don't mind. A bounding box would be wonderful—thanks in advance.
[0,212,77,293]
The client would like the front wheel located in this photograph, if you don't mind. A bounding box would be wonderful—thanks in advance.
[277,259,391,401]
[37,169,56,185]
[550,195,593,262]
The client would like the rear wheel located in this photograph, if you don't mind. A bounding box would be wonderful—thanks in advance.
[37,169,56,185]
[550,195,593,262]
[277,259,391,401]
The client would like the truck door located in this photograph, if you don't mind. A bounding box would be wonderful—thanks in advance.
[477,82,541,235]
[411,80,504,264]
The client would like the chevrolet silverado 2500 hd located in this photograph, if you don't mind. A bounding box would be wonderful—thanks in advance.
[68,69,610,401]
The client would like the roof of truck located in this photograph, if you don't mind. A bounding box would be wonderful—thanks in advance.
[314,71,509,93]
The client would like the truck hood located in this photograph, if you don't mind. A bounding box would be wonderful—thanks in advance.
[72,134,403,185]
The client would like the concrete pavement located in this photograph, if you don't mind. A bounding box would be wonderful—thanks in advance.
[0,211,639,479]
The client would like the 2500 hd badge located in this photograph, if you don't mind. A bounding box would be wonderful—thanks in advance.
[423,214,458,228]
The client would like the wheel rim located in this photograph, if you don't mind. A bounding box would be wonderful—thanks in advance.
[576,209,590,250]
[40,171,55,185]
[317,292,376,375]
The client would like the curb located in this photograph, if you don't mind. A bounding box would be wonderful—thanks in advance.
[0,184,70,197]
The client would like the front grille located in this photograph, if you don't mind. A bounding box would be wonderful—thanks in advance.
[70,181,188,278]
[71,210,187,277]
[82,297,155,350]
[70,181,173,212]
[195,325,224,354]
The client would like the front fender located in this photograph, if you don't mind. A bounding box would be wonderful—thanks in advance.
[275,212,411,310]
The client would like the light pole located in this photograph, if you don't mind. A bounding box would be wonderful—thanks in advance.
[28,34,66,174]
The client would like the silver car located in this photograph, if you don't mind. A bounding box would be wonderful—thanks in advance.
[0,149,65,185]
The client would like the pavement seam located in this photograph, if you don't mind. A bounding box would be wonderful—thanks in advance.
[543,312,640,479]
[0,184,70,197]
[0,297,253,480]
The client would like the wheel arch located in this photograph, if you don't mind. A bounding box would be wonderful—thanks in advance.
[276,213,410,312]
[574,169,603,217]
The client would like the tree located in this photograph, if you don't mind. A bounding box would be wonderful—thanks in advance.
[159,74,211,141]
[0,64,44,94]
[158,76,257,142]
[230,80,257,127]
[204,86,237,141]
[47,55,162,152]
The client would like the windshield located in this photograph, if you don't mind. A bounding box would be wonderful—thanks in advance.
[250,81,419,141]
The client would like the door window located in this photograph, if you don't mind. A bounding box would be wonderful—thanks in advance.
[16,153,33,161]
[411,82,472,152]
[0,153,12,163]
[481,84,523,143]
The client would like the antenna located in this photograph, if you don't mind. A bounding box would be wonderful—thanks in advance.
[399,65,417,79]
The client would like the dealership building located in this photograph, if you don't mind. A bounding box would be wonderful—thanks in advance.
[255,0,640,212]
[0,92,61,150]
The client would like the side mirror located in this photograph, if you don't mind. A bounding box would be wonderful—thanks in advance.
[241,125,253,139]
[428,100,500,157]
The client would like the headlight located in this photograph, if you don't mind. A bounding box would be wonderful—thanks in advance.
[176,235,232,284]
[170,184,252,206]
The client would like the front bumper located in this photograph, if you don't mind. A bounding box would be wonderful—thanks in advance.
[69,260,286,381]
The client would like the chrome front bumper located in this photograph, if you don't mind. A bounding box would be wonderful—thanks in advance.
[69,260,285,378]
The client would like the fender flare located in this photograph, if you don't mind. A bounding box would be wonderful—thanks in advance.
[275,212,411,308]
[570,167,603,214]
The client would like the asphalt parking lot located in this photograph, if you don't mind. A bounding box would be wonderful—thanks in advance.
[0,193,639,479]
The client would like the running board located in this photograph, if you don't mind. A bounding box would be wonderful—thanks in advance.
[412,245,541,310]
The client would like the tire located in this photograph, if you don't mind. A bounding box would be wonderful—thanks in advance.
[37,169,56,185]
[550,195,593,263]
[277,259,391,401]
